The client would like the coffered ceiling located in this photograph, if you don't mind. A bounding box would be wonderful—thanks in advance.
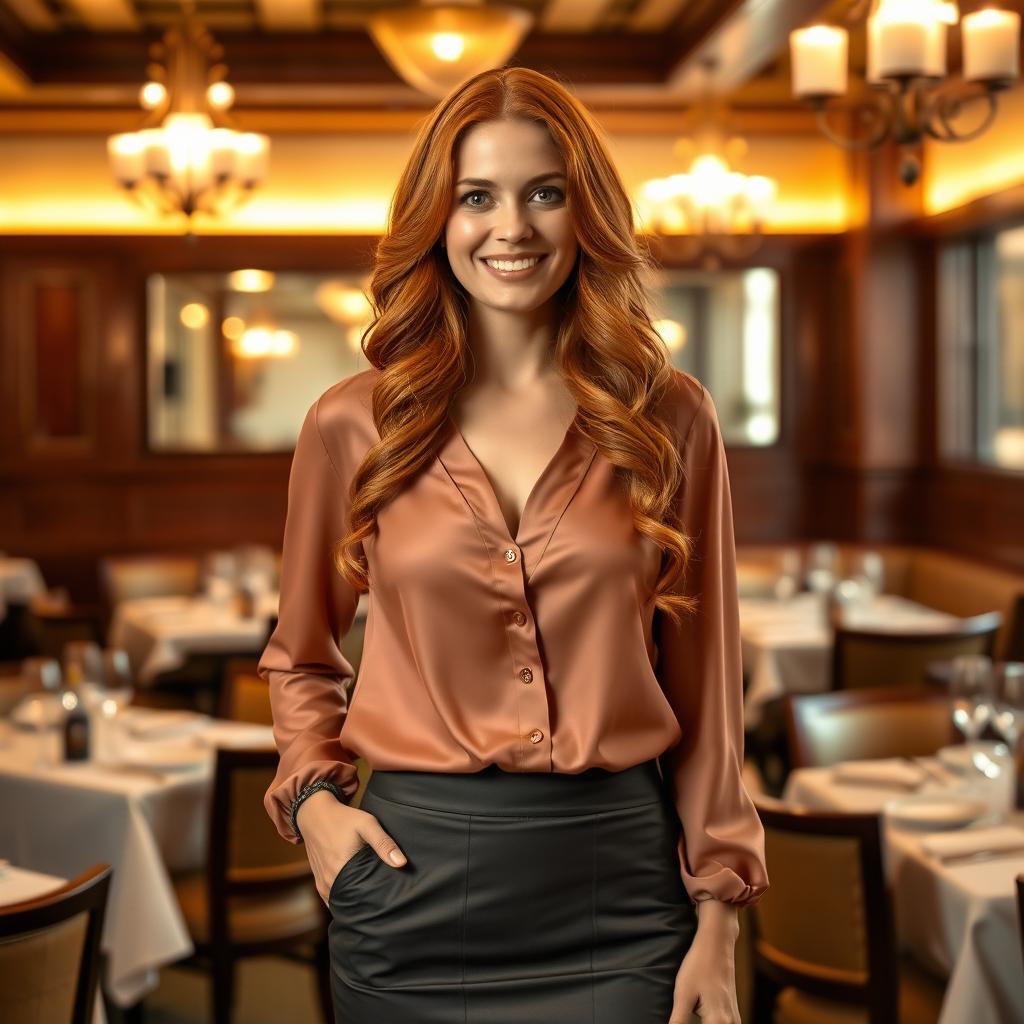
[0,0,833,121]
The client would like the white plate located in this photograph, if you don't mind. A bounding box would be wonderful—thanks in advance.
[884,794,990,830]
[119,742,210,772]
[937,742,1010,773]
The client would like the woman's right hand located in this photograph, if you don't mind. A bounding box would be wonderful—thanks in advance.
[296,789,408,903]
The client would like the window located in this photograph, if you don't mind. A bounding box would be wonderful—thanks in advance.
[938,224,1024,470]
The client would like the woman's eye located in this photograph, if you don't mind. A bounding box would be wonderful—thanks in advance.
[458,186,564,208]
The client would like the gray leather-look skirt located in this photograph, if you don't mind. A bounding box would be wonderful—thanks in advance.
[326,758,698,1024]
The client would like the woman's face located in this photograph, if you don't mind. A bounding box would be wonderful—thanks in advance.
[444,118,578,313]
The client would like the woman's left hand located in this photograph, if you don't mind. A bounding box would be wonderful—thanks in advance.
[668,901,741,1023]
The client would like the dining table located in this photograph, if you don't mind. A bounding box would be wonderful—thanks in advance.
[0,706,277,1009]
[782,752,1024,1024]
[0,861,108,1024]
[107,591,281,685]
[739,591,963,728]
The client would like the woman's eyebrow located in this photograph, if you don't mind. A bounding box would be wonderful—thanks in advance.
[455,172,567,187]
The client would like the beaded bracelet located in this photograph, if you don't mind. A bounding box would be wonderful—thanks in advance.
[290,779,341,841]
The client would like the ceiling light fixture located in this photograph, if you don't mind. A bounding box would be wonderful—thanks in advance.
[367,0,534,98]
[790,1,1020,186]
[107,1,270,235]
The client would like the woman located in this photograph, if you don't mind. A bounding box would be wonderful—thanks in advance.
[260,66,768,1023]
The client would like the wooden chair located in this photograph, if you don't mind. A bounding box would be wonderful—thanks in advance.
[0,863,112,1024]
[99,554,200,628]
[831,612,1002,691]
[1017,874,1024,975]
[784,689,958,770]
[219,659,273,724]
[750,803,945,1024]
[170,747,333,1024]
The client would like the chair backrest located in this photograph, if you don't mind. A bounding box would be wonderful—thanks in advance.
[751,802,899,1024]
[206,747,314,946]
[831,612,1002,691]
[1017,873,1024,974]
[785,689,957,769]
[100,555,200,610]
[220,659,273,724]
[0,864,112,1024]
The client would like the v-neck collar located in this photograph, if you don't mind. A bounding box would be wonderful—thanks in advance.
[436,410,597,579]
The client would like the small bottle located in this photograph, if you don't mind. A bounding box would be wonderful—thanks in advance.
[61,661,91,762]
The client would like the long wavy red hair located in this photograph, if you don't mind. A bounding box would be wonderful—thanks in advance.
[334,65,698,624]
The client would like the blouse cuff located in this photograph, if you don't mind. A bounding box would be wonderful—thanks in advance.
[266,759,360,844]
[683,862,769,909]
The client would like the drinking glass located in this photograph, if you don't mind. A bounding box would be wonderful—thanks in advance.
[992,661,1024,750]
[949,654,995,744]
[96,649,135,762]
[854,550,885,598]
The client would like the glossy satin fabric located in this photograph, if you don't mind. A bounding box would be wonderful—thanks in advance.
[327,760,697,1023]
[259,365,769,907]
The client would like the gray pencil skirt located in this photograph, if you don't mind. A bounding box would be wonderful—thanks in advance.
[326,758,698,1024]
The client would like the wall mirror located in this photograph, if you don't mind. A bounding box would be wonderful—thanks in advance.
[147,265,780,452]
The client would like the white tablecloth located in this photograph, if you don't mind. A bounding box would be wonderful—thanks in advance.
[0,864,108,1024]
[0,712,276,1007]
[107,594,278,684]
[740,593,962,727]
[782,759,1024,1024]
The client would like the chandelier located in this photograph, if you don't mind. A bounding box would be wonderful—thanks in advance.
[790,1,1021,185]
[107,2,269,233]
[639,60,777,267]
[367,0,534,98]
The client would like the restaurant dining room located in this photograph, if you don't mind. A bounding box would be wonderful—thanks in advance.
[3,0,1024,1022]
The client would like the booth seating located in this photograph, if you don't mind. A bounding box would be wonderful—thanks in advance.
[736,543,1024,661]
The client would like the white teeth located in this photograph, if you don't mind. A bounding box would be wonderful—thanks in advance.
[484,257,541,271]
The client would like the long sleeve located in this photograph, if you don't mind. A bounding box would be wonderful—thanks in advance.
[654,383,769,908]
[260,396,362,843]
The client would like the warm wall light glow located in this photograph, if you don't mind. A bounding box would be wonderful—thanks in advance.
[316,281,373,324]
[222,316,245,340]
[206,81,235,110]
[140,82,167,109]
[228,269,275,292]
[232,326,298,359]
[179,302,209,329]
[431,33,465,61]
[653,318,687,351]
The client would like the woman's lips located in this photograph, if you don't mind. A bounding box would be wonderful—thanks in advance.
[479,254,548,280]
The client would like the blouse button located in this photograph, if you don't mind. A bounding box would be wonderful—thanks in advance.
[512,611,527,626]
[504,548,518,563]
[528,729,544,743]
[519,667,534,684]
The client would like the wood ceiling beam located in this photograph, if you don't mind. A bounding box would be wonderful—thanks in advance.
[17,29,673,87]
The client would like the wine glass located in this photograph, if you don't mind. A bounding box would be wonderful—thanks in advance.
[992,662,1024,750]
[854,550,885,598]
[949,654,995,745]
[773,548,802,601]
[96,648,135,762]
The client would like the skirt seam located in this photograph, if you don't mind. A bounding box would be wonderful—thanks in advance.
[590,810,598,1024]
[461,813,472,1024]
[335,962,684,993]
[365,790,666,817]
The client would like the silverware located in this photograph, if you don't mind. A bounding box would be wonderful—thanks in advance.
[936,844,1024,866]
[96,763,169,782]
[904,756,952,786]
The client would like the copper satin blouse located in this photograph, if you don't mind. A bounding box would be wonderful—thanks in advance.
[259,366,769,908]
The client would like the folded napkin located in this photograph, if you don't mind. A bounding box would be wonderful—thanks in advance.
[192,723,276,750]
[921,825,1024,860]
[121,709,209,740]
[831,759,926,789]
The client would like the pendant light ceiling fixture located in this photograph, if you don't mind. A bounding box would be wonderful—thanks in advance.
[367,0,534,98]
[638,57,777,268]
[107,1,270,235]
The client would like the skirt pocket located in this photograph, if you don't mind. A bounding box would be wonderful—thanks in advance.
[327,791,467,990]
